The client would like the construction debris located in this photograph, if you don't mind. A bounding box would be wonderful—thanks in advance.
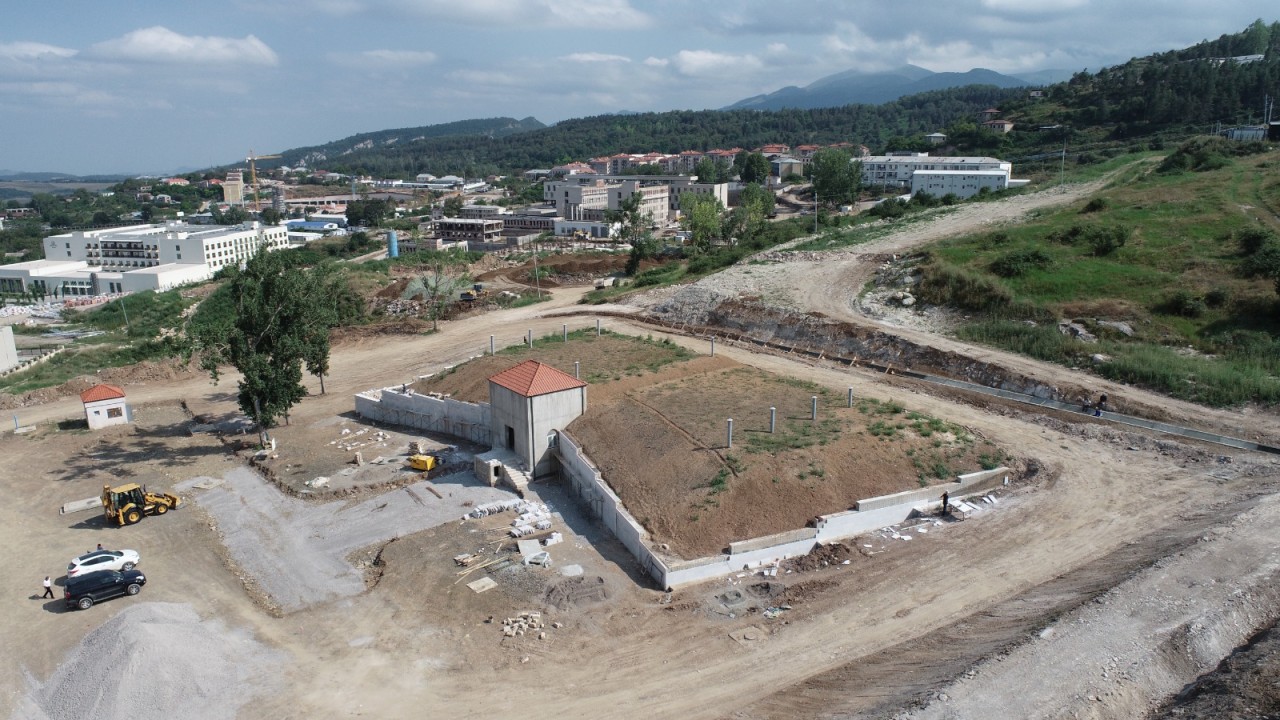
[467,577,498,594]
[501,611,545,637]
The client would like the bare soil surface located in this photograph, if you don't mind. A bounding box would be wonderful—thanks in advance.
[6,179,1280,719]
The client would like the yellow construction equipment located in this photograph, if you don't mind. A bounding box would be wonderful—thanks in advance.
[101,484,181,526]
[246,150,282,212]
[459,283,489,302]
[407,454,443,472]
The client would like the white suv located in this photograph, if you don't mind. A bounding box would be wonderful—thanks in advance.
[67,549,141,577]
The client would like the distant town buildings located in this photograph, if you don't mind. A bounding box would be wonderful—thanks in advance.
[0,221,289,296]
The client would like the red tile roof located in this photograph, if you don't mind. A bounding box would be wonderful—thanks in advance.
[80,384,126,403]
[488,361,586,398]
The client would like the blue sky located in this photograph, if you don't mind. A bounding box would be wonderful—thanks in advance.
[0,1,1269,175]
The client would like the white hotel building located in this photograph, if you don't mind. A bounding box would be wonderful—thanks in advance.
[860,152,1024,198]
[0,221,289,297]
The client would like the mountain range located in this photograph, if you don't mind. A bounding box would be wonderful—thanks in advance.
[723,64,1074,111]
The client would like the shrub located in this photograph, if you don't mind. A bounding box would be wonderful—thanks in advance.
[990,249,1054,277]
[867,198,908,219]
[1086,225,1130,256]
[1236,227,1277,256]
[1241,243,1280,279]
[1158,289,1207,318]
[1204,287,1230,308]
[1081,197,1109,213]
[916,261,1012,311]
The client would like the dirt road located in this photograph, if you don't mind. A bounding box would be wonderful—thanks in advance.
[7,180,1280,719]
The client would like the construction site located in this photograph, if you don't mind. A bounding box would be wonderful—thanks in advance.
[5,178,1280,720]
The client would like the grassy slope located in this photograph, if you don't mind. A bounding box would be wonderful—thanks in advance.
[926,149,1280,407]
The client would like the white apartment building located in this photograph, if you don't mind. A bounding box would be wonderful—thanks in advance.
[0,221,289,296]
[861,153,1013,194]
[911,170,1011,199]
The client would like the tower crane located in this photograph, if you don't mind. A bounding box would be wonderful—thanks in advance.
[246,150,282,212]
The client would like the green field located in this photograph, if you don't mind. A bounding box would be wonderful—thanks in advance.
[922,144,1280,407]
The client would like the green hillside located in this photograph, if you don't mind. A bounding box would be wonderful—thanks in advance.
[918,140,1280,407]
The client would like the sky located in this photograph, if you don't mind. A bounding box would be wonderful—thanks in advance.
[0,1,1269,175]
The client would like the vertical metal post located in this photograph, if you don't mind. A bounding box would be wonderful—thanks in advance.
[574,361,580,379]
[527,329,533,348]
[811,396,818,421]
[727,418,733,449]
[848,387,854,408]
[490,335,495,355]
[769,407,776,434]
[563,324,568,342]
[596,318,601,336]
[710,337,716,357]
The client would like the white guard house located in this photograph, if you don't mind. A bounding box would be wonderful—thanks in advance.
[80,384,131,430]
[487,360,587,480]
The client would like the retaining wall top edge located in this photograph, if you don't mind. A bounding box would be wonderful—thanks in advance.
[665,554,730,571]
[729,527,818,554]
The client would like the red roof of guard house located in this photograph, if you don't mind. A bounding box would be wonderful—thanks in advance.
[80,384,126,403]
[489,361,587,398]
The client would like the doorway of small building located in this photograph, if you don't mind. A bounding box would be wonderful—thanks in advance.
[505,425,515,449]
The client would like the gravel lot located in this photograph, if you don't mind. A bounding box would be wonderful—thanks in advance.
[179,465,514,614]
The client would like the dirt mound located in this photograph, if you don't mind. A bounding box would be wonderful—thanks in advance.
[376,277,412,299]
[783,542,856,573]
[332,318,434,343]
[16,602,280,720]
[0,359,197,410]
[544,576,609,611]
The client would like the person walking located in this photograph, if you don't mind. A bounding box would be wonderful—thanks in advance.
[41,576,54,599]
[96,543,103,551]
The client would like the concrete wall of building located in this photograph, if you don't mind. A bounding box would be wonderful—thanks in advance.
[84,397,129,430]
[354,387,492,445]
[0,326,17,374]
[528,388,586,478]
[910,171,1008,199]
[488,383,532,468]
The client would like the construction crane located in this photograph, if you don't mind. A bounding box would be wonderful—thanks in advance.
[247,150,282,212]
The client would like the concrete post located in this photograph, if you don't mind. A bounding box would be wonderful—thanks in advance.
[596,318,601,336]
[769,407,776,433]
[811,396,818,421]
[490,335,495,356]
[727,418,733,448]
[563,324,568,342]
[710,337,716,357]
[574,361,580,379]
[527,329,533,348]
[848,387,854,408]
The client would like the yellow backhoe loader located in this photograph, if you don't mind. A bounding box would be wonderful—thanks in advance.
[101,484,181,526]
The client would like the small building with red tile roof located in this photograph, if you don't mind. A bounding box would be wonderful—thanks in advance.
[80,384,131,430]
[487,360,587,479]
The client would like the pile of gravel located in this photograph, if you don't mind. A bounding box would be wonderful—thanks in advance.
[15,603,280,720]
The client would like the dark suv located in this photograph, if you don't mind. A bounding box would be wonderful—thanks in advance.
[63,569,147,610]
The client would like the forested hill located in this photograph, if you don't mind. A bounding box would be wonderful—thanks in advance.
[273,116,545,169]
[312,85,1023,178]
[284,20,1280,179]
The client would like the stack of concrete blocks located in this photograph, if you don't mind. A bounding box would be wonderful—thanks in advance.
[354,386,492,446]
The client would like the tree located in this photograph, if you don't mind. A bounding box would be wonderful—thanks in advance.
[734,183,775,245]
[259,208,283,225]
[680,193,724,253]
[605,191,648,249]
[418,253,473,331]
[810,148,862,206]
[190,249,340,440]
[740,153,771,185]
[442,195,465,217]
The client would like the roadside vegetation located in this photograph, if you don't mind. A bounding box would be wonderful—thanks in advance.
[918,141,1280,407]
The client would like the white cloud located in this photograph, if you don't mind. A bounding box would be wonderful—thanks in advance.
[980,0,1089,13]
[385,0,651,28]
[358,49,438,65]
[643,57,669,67]
[0,42,77,61]
[670,49,763,77]
[86,26,278,65]
[561,52,631,63]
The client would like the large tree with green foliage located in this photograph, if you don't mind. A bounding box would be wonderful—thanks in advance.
[189,249,349,439]
[739,152,771,185]
[679,192,724,253]
[810,148,862,206]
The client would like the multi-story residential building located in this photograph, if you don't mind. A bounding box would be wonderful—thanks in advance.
[860,153,1013,193]
[436,218,503,244]
[459,204,508,219]
[223,171,245,205]
[0,221,289,296]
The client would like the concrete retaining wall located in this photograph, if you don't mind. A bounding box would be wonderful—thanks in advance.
[557,431,669,583]
[855,467,1009,512]
[354,387,492,445]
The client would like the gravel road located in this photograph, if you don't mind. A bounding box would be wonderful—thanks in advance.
[181,466,514,613]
